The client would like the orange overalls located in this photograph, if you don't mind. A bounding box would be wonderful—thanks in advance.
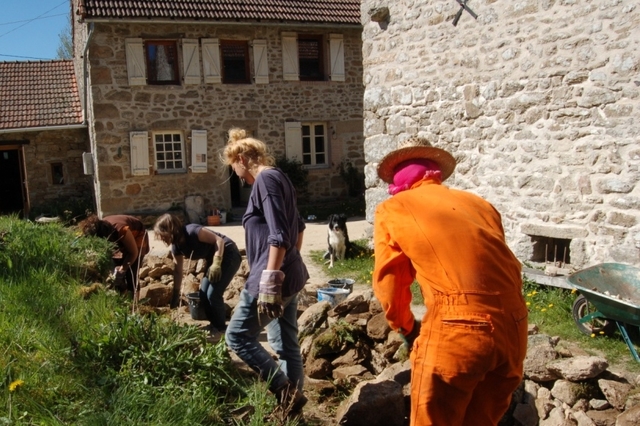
[373,179,528,426]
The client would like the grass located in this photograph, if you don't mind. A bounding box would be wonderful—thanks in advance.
[309,239,640,373]
[0,216,303,425]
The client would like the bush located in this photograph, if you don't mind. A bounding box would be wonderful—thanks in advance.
[276,156,310,204]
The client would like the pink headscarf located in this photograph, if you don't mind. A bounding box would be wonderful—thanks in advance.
[388,158,442,195]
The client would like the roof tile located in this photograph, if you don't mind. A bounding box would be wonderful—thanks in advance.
[78,0,361,25]
[0,60,83,130]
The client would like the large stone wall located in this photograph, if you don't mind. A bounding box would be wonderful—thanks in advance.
[361,0,640,268]
[0,129,92,214]
[77,20,364,216]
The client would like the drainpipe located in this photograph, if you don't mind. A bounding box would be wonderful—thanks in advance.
[82,22,94,125]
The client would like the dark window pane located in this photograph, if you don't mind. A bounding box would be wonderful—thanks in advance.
[302,138,311,154]
[315,137,324,153]
[302,125,310,136]
[316,153,325,164]
[298,37,324,81]
[221,40,250,84]
[303,154,311,165]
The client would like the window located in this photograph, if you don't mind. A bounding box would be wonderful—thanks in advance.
[145,40,180,85]
[284,121,328,167]
[51,163,64,185]
[154,132,185,173]
[221,40,250,84]
[301,123,327,165]
[282,33,345,82]
[298,35,324,81]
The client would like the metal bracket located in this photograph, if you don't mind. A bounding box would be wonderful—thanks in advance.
[453,0,478,26]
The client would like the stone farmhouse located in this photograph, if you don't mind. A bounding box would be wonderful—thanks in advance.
[71,0,364,217]
[0,61,91,217]
[362,0,640,269]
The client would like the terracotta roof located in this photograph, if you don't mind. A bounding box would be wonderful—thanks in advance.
[77,0,361,25]
[0,60,83,130]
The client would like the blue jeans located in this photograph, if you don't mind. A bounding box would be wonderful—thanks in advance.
[199,244,242,330]
[225,289,304,393]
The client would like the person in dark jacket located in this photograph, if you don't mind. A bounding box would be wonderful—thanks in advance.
[153,213,241,334]
[222,127,309,418]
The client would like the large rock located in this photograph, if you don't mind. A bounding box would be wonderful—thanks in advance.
[547,356,609,382]
[335,379,405,426]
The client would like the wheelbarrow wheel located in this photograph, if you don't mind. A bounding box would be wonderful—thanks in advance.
[572,295,616,336]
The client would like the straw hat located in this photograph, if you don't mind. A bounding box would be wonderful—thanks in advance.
[377,136,456,184]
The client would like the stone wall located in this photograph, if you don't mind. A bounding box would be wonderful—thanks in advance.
[0,129,92,215]
[361,0,640,268]
[77,20,364,217]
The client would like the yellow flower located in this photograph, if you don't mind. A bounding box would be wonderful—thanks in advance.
[526,293,532,297]
[541,308,547,312]
[532,291,538,296]
[548,304,554,308]
[599,331,605,335]
[9,379,24,392]
[526,302,531,306]
[590,333,596,338]
[571,288,577,294]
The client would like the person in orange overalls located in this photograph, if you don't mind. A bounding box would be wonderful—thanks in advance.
[372,136,528,426]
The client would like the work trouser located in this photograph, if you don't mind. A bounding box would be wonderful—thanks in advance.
[410,290,528,426]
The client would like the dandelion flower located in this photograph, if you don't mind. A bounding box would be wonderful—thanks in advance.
[590,333,596,338]
[526,302,531,306]
[541,308,547,312]
[599,331,605,335]
[548,304,554,308]
[571,288,577,294]
[532,291,538,296]
[9,379,24,392]
[526,293,532,297]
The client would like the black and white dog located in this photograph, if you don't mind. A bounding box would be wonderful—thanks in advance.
[326,213,351,268]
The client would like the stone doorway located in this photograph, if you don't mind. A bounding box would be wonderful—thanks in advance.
[0,147,27,216]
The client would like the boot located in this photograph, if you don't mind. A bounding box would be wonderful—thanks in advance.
[275,381,308,419]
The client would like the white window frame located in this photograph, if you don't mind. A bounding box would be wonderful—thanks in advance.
[153,131,186,174]
[284,121,328,168]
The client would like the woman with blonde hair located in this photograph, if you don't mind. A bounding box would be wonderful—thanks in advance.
[223,128,309,418]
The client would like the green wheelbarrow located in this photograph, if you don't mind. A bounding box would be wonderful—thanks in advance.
[567,263,640,362]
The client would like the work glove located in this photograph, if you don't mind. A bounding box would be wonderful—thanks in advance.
[207,256,223,282]
[258,270,285,319]
[399,319,421,352]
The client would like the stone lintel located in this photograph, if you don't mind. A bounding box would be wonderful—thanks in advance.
[521,223,588,239]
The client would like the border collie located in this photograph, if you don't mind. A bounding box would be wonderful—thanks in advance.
[326,214,351,268]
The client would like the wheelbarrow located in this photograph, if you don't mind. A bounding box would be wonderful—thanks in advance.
[567,263,640,362]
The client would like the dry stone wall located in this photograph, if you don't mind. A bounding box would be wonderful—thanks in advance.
[361,0,640,268]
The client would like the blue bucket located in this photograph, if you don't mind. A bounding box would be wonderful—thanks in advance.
[317,287,350,307]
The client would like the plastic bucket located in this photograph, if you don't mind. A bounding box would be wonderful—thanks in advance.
[187,292,208,320]
[328,278,355,294]
[317,287,350,307]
